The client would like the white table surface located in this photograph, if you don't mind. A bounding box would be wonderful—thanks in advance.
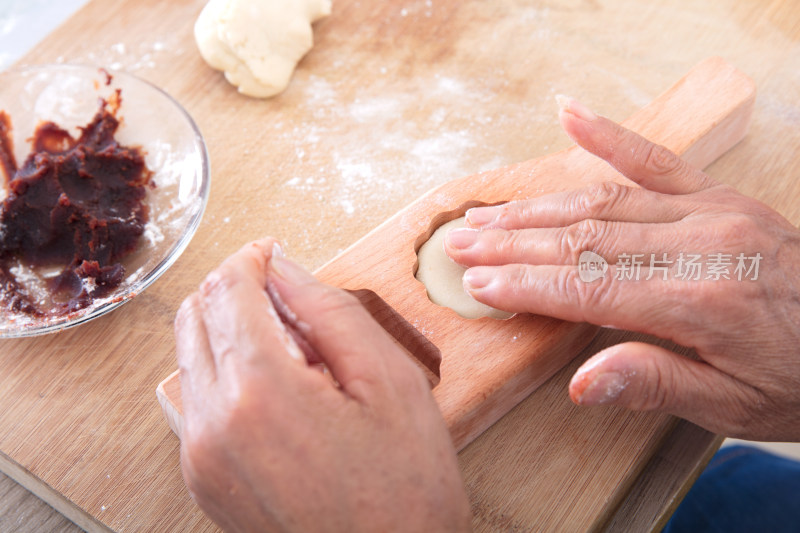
[0,0,89,71]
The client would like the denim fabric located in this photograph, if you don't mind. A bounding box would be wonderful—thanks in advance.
[663,445,800,533]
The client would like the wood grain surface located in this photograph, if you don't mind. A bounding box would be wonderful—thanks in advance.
[157,56,756,452]
[1,0,800,532]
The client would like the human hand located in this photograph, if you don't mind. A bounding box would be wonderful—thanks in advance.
[174,239,471,533]
[444,97,800,441]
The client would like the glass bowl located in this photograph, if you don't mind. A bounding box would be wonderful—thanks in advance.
[0,64,210,337]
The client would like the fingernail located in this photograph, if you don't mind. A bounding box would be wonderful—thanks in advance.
[465,207,498,227]
[463,267,495,291]
[445,228,479,250]
[270,256,315,285]
[555,94,597,122]
[272,241,284,259]
[575,372,627,405]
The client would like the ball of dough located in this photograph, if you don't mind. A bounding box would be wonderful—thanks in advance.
[416,217,514,320]
[194,0,331,98]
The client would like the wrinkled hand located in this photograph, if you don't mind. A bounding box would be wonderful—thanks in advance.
[175,240,471,533]
[445,97,800,441]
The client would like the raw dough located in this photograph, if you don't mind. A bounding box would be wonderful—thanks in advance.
[194,0,331,98]
[416,217,514,320]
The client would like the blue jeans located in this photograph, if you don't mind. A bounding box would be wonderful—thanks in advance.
[663,445,800,533]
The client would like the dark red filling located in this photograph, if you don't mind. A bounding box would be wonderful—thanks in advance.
[0,94,153,317]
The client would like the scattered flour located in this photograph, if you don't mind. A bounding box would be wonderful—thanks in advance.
[276,71,515,229]
[68,40,177,73]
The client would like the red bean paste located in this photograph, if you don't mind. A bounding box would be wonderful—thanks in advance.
[0,94,153,317]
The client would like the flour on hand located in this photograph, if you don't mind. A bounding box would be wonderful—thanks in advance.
[194,0,331,98]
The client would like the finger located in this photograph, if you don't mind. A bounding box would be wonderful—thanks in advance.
[556,95,718,195]
[462,263,692,339]
[445,220,680,268]
[198,239,307,380]
[569,342,765,437]
[267,256,425,403]
[464,182,689,230]
[174,292,216,424]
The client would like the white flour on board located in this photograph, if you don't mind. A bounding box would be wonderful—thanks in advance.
[278,73,511,223]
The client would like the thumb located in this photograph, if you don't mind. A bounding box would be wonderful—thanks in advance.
[569,342,762,436]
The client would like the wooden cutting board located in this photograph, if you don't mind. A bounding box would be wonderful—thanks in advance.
[2,1,800,532]
[157,57,756,453]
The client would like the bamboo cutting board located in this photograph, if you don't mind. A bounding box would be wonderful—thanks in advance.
[2,1,800,532]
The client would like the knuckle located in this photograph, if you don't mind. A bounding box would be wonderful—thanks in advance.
[200,267,239,298]
[694,183,740,209]
[514,200,538,223]
[174,293,200,332]
[491,202,521,227]
[691,213,760,254]
[516,264,539,293]
[719,213,757,245]
[561,266,614,319]
[563,219,604,262]
[639,141,682,177]
[578,182,628,217]
[643,358,674,412]
[497,229,527,259]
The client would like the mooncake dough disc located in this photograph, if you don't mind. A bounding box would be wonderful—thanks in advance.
[415,217,513,320]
